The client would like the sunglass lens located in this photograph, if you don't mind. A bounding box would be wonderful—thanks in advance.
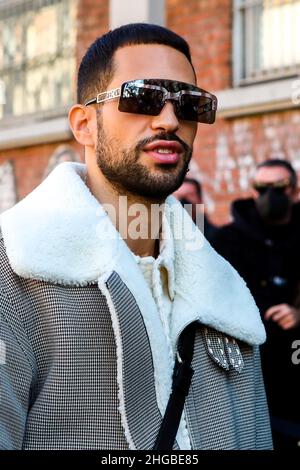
[177,94,215,123]
[255,185,268,194]
[254,183,290,194]
[119,85,163,116]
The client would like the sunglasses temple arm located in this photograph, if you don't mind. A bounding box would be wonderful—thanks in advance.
[84,88,121,106]
[84,98,97,106]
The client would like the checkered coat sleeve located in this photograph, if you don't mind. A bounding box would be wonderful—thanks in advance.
[0,297,33,449]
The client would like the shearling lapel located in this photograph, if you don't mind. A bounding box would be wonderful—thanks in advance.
[101,271,165,450]
[0,161,266,350]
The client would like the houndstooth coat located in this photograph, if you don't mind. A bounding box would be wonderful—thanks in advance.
[0,163,273,450]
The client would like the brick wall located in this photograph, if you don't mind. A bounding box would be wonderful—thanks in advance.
[2,0,300,225]
[198,111,300,223]
[167,0,232,91]
[167,0,300,225]
[167,0,232,223]
[0,0,109,208]
[76,0,109,75]
[0,140,83,201]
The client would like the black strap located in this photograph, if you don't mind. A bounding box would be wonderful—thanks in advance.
[153,322,197,451]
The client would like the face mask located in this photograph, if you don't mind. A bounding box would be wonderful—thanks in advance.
[255,188,292,223]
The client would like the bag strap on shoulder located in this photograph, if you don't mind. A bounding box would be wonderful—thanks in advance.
[153,322,197,451]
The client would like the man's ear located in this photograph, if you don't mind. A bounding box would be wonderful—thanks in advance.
[68,104,97,147]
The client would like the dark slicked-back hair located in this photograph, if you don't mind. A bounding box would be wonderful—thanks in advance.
[77,23,194,106]
[256,159,298,188]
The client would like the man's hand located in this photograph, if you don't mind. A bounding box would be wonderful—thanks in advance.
[264,304,300,330]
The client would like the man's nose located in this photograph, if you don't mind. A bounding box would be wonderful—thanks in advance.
[151,101,179,133]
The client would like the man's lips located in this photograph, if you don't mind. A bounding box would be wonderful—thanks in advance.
[142,140,184,164]
[143,140,184,153]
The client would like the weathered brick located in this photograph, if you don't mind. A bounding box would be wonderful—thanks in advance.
[2,0,300,227]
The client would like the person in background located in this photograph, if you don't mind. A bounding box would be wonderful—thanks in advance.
[173,177,218,241]
[211,159,300,450]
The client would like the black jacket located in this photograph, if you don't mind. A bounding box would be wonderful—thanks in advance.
[211,198,300,424]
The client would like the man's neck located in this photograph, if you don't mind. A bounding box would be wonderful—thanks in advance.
[86,162,163,258]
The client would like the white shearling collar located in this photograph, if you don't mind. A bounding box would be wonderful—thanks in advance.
[0,162,266,346]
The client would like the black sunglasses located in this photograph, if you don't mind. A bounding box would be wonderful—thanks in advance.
[253,178,292,194]
[84,78,218,124]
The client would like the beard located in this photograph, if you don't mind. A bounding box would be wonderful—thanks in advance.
[95,116,192,201]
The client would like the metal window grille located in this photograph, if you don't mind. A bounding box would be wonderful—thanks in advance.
[0,0,77,122]
[233,0,300,86]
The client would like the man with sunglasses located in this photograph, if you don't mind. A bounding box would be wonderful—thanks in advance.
[212,159,300,449]
[0,23,272,450]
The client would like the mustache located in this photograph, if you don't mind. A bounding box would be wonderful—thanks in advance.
[135,132,191,154]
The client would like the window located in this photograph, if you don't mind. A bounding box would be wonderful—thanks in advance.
[0,0,77,123]
[233,0,300,86]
